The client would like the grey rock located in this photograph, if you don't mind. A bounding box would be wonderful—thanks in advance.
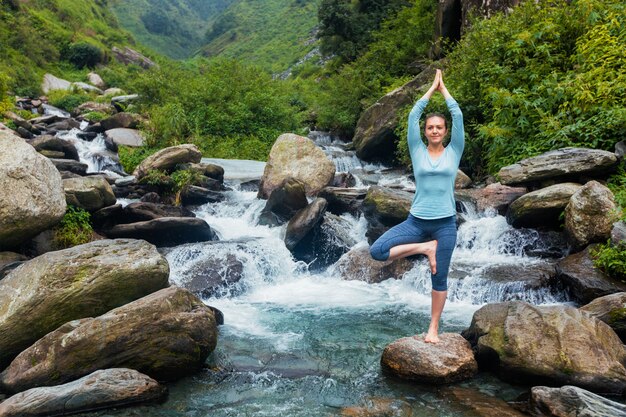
[87,72,106,89]
[0,130,66,250]
[258,177,308,226]
[0,239,169,370]
[319,187,367,216]
[506,183,582,228]
[611,221,626,246]
[101,112,142,130]
[362,186,413,243]
[50,158,88,176]
[133,144,202,179]
[41,73,71,93]
[0,369,166,417]
[440,387,527,417]
[104,217,218,247]
[530,385,626,417]
[72,81,103,95]
[333,245,414,283]
[104,127,145,147]
[285,198,328,250]
[63,176,117,212]
[455,182,527,215]
[30,135,80,161]
[580,292,626,343]
[498,147,618,185]
[111,46,157,69]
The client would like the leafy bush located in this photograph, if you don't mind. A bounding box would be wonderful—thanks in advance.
[607,165,626,219]
[444,0,626,174]
[64,42,104,69]
[82,111,106,122]
[593,242,626,281]
[47,89,90,112]
[138,169,174,190]
[171,169,203,205]
[53,205,93,249]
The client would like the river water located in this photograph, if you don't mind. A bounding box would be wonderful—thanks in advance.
[65,130,571,416]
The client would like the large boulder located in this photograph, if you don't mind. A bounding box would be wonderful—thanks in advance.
[0,369,166,417]
[0,286,217,393]
[506,183,582,229]
[580,293,626,342]
[178,254,244,298]
[180,185,225,206]
[111,46,157,69]
[284,198,328,250]
[455,183,527,215]
[0,129,66,250]
[564,181,617,250]
[480,261,559,299]
[104,128,145,147]
[104,217,218,247]
[333,245,414,284]
[462,301,626,394]
[133,144,202,179]
[529,385,626,417]
[612,221,626,246]
[0,239,169,370]
[498,147,618,186]
[556,245,626,304]
[362,186,413,243]
[87,72,106,89]
[123,202,196,222]
[258,177,308,226]
[258,133,335,199]
[353,68,435,163]
[41,74,71,93]
[63,176,117,212]
[380,333,477,384]
[49,158,88,176]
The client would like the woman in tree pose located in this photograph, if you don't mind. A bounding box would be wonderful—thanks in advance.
[369,69,464,343]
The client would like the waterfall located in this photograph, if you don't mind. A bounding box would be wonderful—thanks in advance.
[57,128,124,176]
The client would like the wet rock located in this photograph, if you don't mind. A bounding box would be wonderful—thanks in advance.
[616,141,626,159]
[46,118,80,131]
[180,185,225,205]
[240,179,260,192]
[133,144,202,180]
[104,128,145,147]
[111,46,157,69]
[63,176,117,212]
[362,186,413,243]
[529,385,626,417]
[481,261,559,297]
[140,191,161,203]
[49,158,88,176]
[285,198,328,250]
[506,183,582,229]
[381,333,477,384]
[333,245,414,283]
[332,172,357,188]
[0,239,169,370]
[105,217,218,247]
[76,131,98,141]
[611,221,626,246]
[180,254,244,298]
[564,181,617,251]
[258,177,308,226]
[83,122,105,134]
[87,72,106,89]
[0,252,27,280]
[258,133,335,199]
[556,244,626,304]
[319,187,367,216]
[455,169,472,189]
[455,183,527,215]
[15,126,34,139]
[0,368,166,417]
[353,68,436,163]
[498,147,618,186]
[100,112,142,130]
[441,387,527,417]
[41,73,71,93]
[580,292,626,343]
[124,202,196,222]
[291,212,357,271]
[91,203,125,230]
[341,398,413,417]
[462,301,626,394]
[0,287,217,393]
[74,101,114,116]
[0,129,66,250]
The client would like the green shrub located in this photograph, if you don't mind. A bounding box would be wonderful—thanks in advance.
[117,146,160,174]
[83,111,106,122]
[138,169,174,191]
[53,205,93,249]
[171,169,204,205]
[593,242,626,281]
[47,90,90,112]
[444,0,626,174]
[607,165,626,219]
[64,42,103,69]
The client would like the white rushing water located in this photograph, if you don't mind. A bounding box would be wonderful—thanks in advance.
[57,128,124,176]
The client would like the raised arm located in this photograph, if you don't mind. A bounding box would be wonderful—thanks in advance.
[408,70,442,153]
[438,73,464,158]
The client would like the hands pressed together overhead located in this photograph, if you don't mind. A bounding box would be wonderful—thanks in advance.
[423,69,452,100]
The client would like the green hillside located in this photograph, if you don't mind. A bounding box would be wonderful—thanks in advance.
[199,0,320,74]
[0,0,141,95]
[109,0,233,59]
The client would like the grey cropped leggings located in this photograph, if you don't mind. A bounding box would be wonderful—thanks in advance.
[369,214,457,291]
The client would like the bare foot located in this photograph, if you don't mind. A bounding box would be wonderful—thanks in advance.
[423,240,437,275]
[424,330,440,343]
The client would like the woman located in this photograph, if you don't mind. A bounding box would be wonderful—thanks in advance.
[369,69,464,343]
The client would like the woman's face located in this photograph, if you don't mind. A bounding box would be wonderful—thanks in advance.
[424,116,447,146]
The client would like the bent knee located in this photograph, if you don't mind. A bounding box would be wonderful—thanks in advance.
[369,244,389,262]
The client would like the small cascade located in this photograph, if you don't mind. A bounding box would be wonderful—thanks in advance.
[308,131,363,174]
[57,128,124,176]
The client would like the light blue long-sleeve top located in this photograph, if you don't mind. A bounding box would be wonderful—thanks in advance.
[407,97,464,219]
